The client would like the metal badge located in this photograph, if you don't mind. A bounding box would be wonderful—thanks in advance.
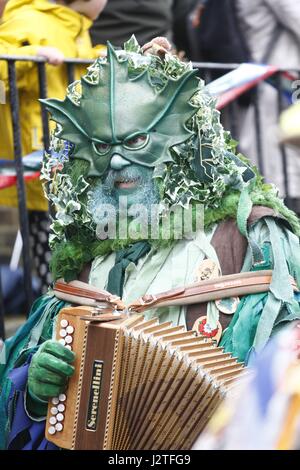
[192,316,223,346]
[215,297,240,315]
[196,259,219,282]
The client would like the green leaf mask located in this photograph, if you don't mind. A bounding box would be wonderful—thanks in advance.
[41,43,199,177]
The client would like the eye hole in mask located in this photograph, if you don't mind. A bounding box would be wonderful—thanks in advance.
[93,133,149,156]
[123,134,149,150]
[93,141,111,156]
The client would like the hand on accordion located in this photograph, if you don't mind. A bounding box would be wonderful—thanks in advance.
[27,340,75,418]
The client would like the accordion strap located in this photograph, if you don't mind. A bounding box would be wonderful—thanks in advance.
[130,270,299,312]
[53,279,125,310]
[53,270,299,313]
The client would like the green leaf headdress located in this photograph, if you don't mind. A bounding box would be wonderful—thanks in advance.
[41,43,199,177]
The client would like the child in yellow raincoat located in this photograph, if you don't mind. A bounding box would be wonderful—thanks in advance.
[0,0,107,211]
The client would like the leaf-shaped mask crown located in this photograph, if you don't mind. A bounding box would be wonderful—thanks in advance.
[41,43,200,176]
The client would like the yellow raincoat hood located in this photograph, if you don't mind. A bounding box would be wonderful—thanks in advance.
[3,0,92,31]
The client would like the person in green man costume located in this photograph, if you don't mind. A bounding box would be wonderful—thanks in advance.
[1,36,300,449]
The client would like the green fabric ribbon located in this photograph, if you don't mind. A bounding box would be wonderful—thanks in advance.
[106,241,151,297]
[237,183,265,266]
[220,292,268,363]
[221,217,300,362]
[253,218,300,351]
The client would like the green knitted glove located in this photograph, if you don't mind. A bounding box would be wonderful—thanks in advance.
[27,340,75,418]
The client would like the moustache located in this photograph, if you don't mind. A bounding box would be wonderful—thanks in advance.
[102,167,151,192]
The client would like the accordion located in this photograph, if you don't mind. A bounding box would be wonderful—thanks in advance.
[45,306,247,450]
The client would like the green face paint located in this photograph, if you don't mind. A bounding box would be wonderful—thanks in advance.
[88,163,160,223]
[41,43,199,177]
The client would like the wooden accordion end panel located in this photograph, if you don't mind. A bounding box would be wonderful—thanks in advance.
[45,307,247,450]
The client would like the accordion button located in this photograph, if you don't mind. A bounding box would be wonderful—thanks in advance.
[59,329,67,338]
[49,417,57,425]
[66,325,74,334]
[58,404,65,412]
[65,345,72,351]
[52,397,59,405]
[50,407,58,415]
[48,426,56,435]
[57,413,64,422]
[65,335,73,344]
[60,319,68,328]
[59,394,66,402]
[59,339,66,346]
[55,423,63,432]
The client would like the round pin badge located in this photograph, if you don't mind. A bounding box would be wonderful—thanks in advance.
[215,297,240,315]
[195,259,219,283]
[192,316,222,345]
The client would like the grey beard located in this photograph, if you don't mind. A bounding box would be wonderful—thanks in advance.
[87,166,161,227]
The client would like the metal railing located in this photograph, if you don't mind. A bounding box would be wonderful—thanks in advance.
[0,56,299,339]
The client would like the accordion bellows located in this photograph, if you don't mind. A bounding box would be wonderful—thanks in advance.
[46,306,246,450]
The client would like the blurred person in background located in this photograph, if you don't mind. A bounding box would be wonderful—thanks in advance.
[0,0,107,291]
[172,0,201,59]
[235,0,300,211]
[281,101,300,148]
[193,323,300,450]
[90,0,198,56]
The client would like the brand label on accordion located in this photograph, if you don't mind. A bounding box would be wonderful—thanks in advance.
[86,360,103,431]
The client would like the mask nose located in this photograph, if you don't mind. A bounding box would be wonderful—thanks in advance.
[110,154,131,171]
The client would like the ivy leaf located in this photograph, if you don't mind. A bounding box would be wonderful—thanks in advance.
[124,35,141,54]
